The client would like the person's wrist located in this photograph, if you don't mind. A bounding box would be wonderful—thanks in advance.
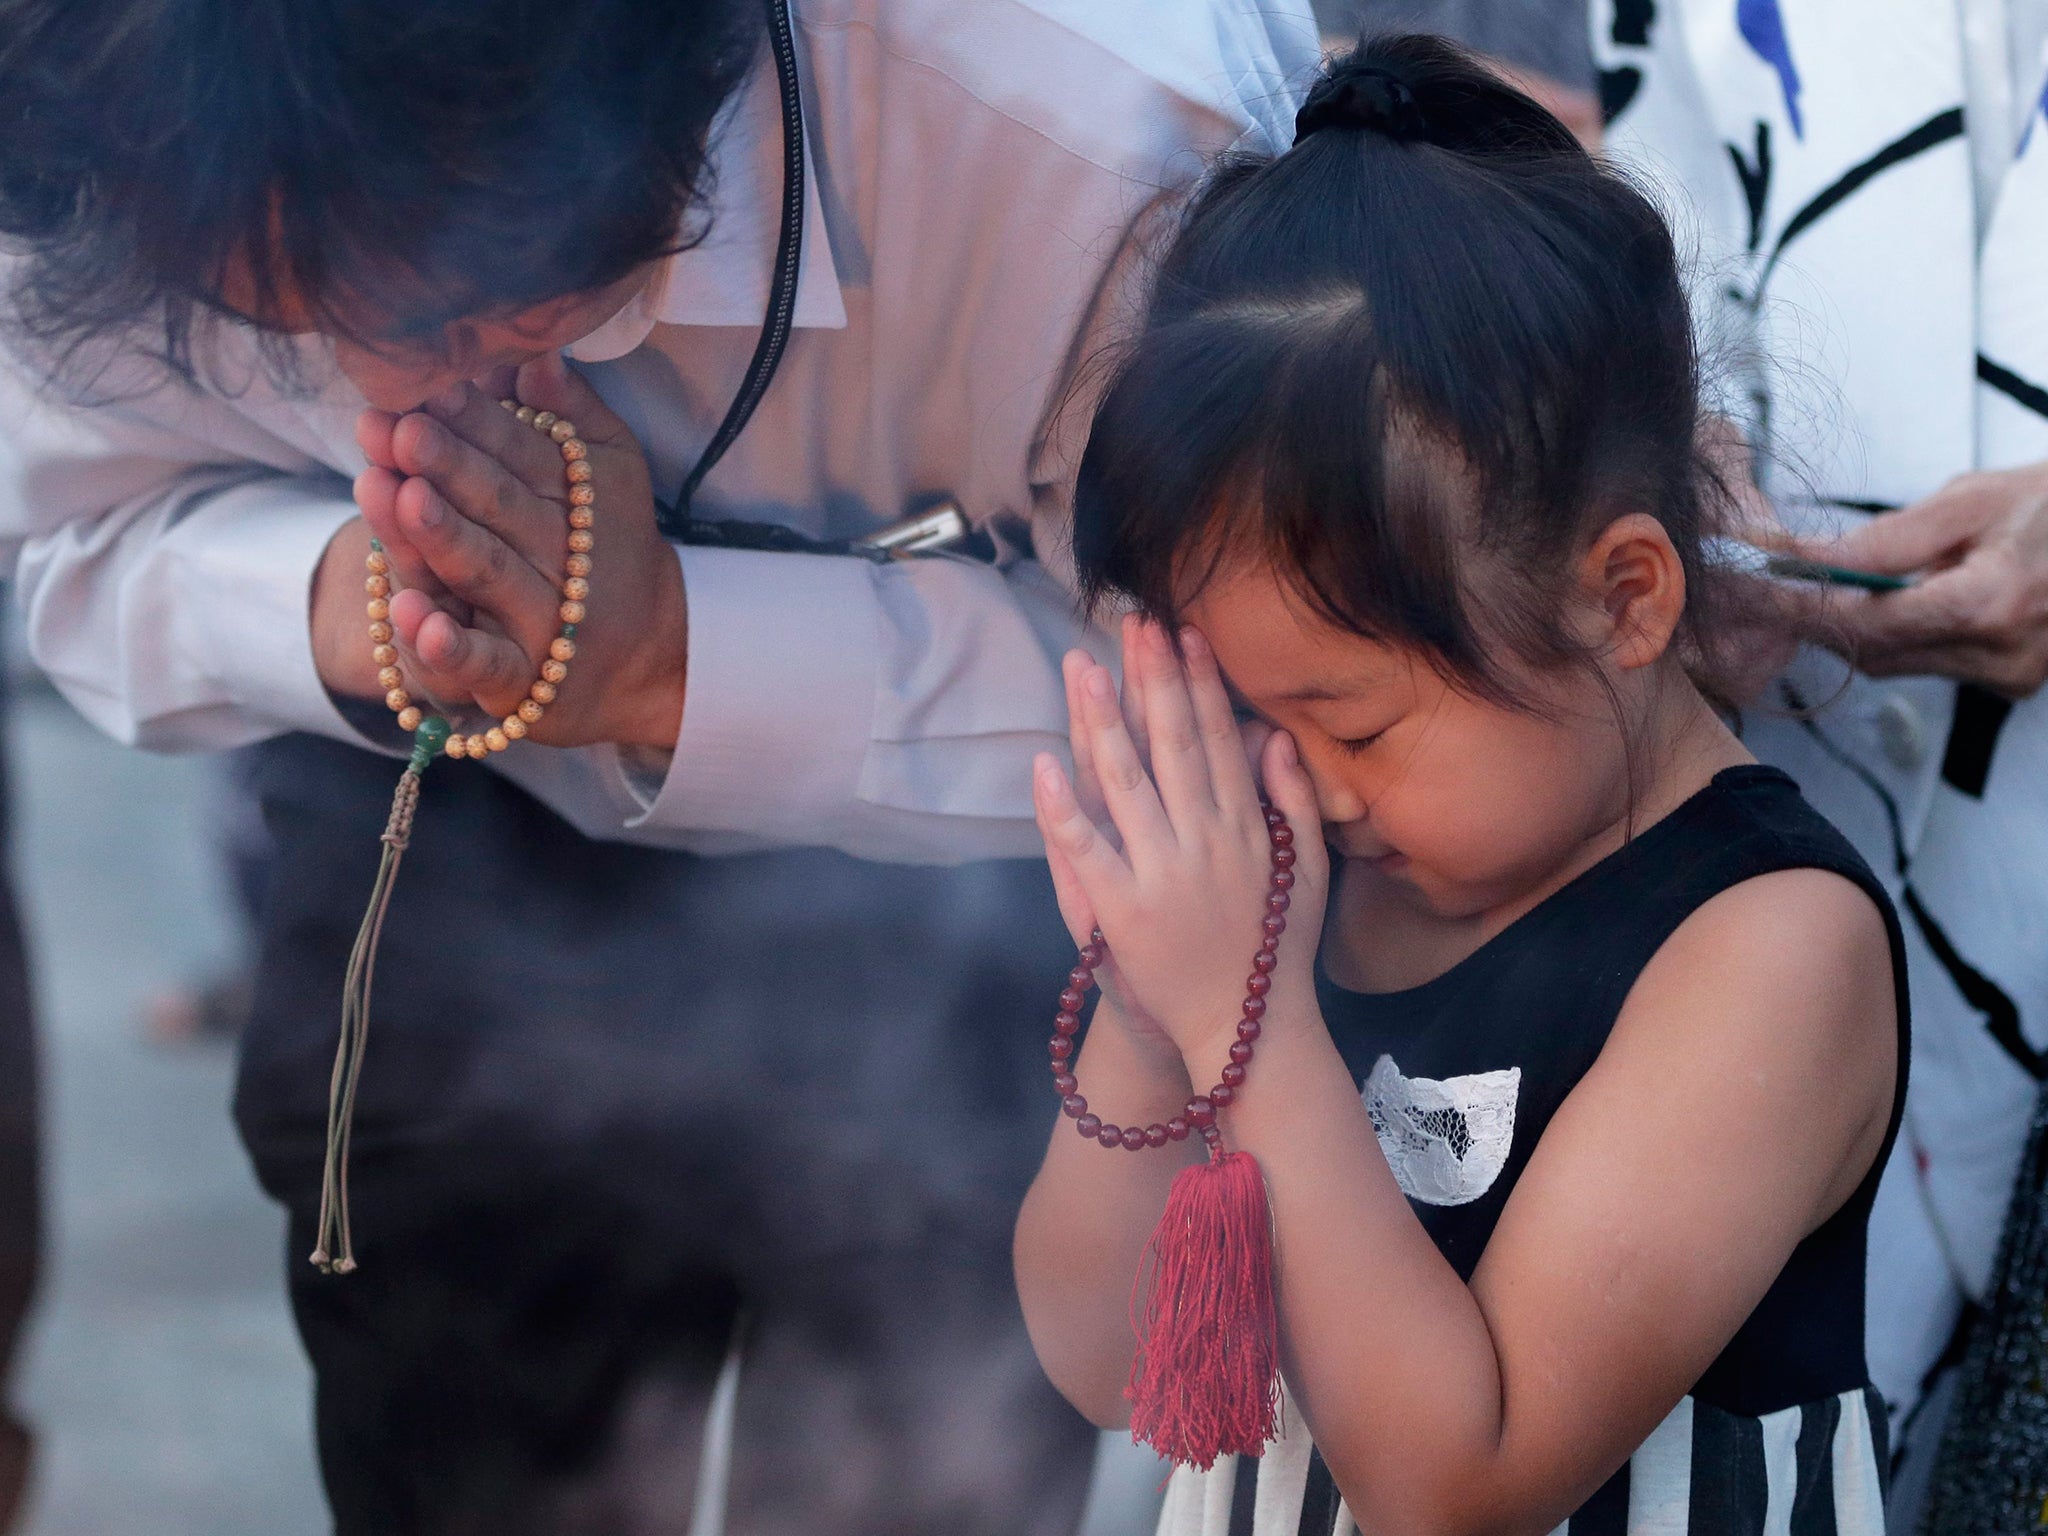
[1130,1018,1200,1088]
[1176,987,1317,1086]
[311,516,386,701]
[615,552,689,749]
[1091,990,1194,1085]
[1175,1017,1245,1083]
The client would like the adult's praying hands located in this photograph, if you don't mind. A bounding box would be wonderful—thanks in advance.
[313,352,689,749]
[1797,462,2048,699]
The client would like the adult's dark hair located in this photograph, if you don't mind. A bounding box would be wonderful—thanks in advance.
[1074,33,1745,711]
[0,0,763,384]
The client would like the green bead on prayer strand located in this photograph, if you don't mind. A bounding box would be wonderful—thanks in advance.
[408,715,451,772]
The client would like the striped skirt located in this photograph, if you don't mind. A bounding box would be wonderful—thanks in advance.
[1154,1385,1889,1535]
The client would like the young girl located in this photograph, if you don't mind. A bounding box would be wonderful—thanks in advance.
[1014,35,1906,1536]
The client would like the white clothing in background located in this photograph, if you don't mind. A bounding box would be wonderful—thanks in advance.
[1959,0,2048,235]
[1595,0,2048,1454]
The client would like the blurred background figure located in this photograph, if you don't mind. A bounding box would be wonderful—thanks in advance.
[141,753,268,1048]
[0,669,37,1534]
[0,279,315,1536]
[0,636,324,1536]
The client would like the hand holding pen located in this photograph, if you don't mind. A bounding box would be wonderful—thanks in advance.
[1783,465,2048,699]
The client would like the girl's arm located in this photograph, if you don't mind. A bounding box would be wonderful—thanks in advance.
[1026,622,1897,1536]
[1014,994,1198,1423]
[1016,633,1204,1422]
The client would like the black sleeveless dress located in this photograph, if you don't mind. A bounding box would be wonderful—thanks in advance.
[1155,766,1910,1536]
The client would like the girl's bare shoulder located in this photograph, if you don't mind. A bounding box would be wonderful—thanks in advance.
[1602,865,1899,1212]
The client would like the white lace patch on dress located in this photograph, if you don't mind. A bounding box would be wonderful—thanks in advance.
[1362,1055,1520,1207]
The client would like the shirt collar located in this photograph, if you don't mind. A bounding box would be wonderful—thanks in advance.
[567,57,846,363]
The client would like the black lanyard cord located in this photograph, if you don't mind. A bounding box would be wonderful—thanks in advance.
[654,0,976,565]
[659,0,806,537]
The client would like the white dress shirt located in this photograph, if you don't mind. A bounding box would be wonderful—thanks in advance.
[0,0,1318,863]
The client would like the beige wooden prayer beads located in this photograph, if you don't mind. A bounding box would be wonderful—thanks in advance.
[364,401,592,757]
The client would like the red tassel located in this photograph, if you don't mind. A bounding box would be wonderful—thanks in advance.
[1125,1147,1280,1469]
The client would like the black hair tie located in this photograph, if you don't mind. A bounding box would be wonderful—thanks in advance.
[1292,67,1424,145]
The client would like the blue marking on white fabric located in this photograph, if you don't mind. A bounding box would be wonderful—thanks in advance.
[1737,0,1805,138]
[2022,74,2048,156]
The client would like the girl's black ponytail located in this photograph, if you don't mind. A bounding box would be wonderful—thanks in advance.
[1293,60,1424,144]
[1291,34,1583,158]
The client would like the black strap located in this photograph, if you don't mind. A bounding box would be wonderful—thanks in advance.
[658,0,806,537]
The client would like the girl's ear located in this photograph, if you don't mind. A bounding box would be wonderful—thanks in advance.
[1574,512,1686,670]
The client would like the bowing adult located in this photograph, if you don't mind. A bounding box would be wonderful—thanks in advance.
[0,0,1315,1530]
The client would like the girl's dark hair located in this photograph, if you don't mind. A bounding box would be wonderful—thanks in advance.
[1073,33,1744,711]
[0,0,763,384]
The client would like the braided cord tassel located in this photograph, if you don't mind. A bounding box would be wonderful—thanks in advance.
[311,721,444,1274]
[1125,1146,1280,1466]
[317,406,590,1276]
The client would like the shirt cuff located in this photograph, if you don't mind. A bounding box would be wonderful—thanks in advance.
[622,543,880,842]
[170,479,364,746]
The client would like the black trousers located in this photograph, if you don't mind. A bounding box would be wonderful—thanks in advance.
[233,735,1093,1536]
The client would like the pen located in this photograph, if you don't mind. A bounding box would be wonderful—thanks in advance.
[1703,538,1913,593]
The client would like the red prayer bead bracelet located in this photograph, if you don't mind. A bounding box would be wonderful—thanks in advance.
[1051,805,1297,1149]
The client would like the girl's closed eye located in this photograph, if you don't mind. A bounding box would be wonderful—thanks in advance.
[1322,711,1403,756]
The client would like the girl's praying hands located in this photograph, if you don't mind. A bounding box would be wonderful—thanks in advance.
[1034,618,1327,1070]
